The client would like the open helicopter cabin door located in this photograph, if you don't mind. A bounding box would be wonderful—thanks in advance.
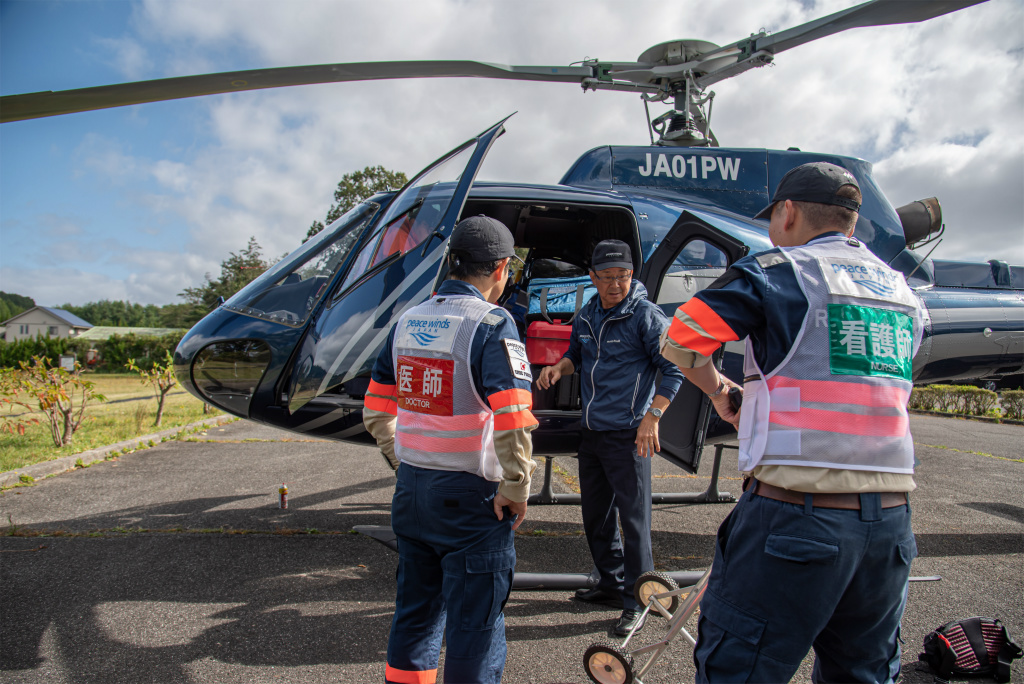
[640,211,748,473]
[285,118,509,413]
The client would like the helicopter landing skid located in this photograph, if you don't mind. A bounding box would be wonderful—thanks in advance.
[528,443,738,506]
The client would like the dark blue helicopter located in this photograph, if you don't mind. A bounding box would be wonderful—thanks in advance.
[3,0,1020,486]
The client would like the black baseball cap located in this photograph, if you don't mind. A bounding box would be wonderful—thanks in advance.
[591,239,633,271]
[449,215,515,261]
[754,162,861,220]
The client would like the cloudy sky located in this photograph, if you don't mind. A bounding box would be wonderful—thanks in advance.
[2,0,1022,307]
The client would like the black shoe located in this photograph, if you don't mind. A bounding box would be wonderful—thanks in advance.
[574,586,624,608]
[613,608,646,637]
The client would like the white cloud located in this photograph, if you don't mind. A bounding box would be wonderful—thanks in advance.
[37,213,85,238]
[2,266,131,307]
[876,138,1024,264]
[95,36,153,81]
[74,133,140,183]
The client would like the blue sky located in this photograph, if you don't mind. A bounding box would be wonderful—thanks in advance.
[2,0,1022,307]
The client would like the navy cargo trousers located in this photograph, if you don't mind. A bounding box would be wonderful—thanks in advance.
[694,485,917,684]
[578,427,654,611]
[385,464,516,684]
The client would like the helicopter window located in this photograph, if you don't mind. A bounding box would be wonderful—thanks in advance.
[337,144,477,293]
[192,339,272,415]
[655,239,728,306]
[369,194,447,269]
[222,202,378,326]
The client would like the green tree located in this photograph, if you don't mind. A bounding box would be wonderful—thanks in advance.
[0,368,38,436]
[305,165,407,242]
[158,303,204,329]
[13,356,106,447]
[58,300,163,327]
[0,292,35,323]
[126,351,177,427]
[179,236,269,317]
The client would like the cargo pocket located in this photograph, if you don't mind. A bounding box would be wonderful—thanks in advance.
[897,534,918,565]
[694,591,767,681]
[764,533,839,565]
[714,509,737,567]
[462,546,516,631]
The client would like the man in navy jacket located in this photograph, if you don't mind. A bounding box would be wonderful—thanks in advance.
[537,239,683,636]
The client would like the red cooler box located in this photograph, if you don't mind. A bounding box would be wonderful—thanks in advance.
[526,320,572,365]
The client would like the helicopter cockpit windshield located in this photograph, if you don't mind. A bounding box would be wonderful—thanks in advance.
[222,201,380,326]
[337,143,477,293]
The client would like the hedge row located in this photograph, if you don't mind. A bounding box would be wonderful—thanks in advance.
[0,335,71,369]
[909,385,1024,421]
[0,333,184,372]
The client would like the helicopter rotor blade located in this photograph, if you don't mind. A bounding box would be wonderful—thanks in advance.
[693,0,987,88]
[755,0,989,55]
[0,61,595,123]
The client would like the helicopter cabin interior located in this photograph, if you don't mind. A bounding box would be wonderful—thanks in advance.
[458,197,730,413]
[460,199,638,411]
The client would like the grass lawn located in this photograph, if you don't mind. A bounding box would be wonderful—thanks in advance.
[1,373,223,473]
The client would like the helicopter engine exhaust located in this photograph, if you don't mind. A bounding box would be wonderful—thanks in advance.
[896,197,943,247]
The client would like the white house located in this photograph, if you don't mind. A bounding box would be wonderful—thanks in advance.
[1,307,93,341]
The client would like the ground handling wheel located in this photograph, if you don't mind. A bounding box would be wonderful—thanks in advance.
[634,570,681,614]
[583,643,635,684]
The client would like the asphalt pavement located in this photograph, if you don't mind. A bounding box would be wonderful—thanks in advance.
[1,415,1021,683]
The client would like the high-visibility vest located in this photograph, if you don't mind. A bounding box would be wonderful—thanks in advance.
[737,236,925,474]
[392,293,503,480]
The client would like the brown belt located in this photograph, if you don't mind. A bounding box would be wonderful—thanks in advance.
[751,480,908,510]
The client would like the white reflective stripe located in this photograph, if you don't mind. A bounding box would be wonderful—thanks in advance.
[769,387,800,412]
[761,430,914,473]
[764,430,801,456]
[397,426,484,439]
[799,400,906,417]
[724,340,745,355]
[403,452,490,471]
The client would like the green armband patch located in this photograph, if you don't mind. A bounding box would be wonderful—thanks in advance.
[828,304,913,380]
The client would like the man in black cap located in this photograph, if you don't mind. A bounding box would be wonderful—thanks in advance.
[537,238,684,637]
[661,162,925,683]
[364,215,537,684]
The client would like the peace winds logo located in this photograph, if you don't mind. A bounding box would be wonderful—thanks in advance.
[849,276,896,298]
[403,316,454,348]
[825,260,902,299]
[409,332,440,346]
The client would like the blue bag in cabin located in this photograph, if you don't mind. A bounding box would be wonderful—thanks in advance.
[526,276,597,323]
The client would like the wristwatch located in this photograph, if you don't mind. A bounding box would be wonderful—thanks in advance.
[647,407,663,419]
[708,378,727,397]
